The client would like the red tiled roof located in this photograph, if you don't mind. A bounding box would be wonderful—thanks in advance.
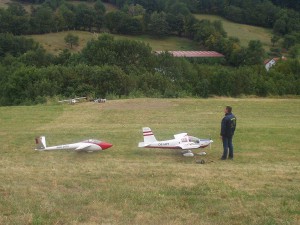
[155,51,224,58]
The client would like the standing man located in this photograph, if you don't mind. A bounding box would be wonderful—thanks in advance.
[220,106,236,160]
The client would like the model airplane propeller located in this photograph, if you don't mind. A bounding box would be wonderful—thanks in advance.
[138,127,213,157]
[58,97,86,104]
[35,136,113,152]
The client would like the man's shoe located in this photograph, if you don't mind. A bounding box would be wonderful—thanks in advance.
[220,157,226,160]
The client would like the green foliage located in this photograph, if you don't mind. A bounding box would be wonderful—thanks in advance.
[64,33,79,49]
[0,33,39,58]
[105,11,143,34]
[0,32,299,106]
[81,34,153,69]
[148,11,169,37]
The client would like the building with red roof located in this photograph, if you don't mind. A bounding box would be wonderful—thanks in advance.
[155,51,224,58]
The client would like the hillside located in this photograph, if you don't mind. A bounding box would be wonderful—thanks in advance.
[28,31,201,54]
[0,98,299,224]
[194,14,273,50]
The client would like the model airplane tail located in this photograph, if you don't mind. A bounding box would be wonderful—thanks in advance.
[35,136,47,150]
[138,127,157,147]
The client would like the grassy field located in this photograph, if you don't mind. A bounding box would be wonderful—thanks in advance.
[194,14,273,50]
[0,98,299,225]
[28,31,200,54]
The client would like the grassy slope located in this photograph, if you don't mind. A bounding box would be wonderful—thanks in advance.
[28,31,201,54]
[0,98,299,224]
[194,14,273,50]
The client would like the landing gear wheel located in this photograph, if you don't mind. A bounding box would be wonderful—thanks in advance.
[196,159,205,164]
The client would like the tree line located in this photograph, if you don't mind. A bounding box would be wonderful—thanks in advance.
[1,0,298,61]
[0,1,269,66]
[0,34,299,106]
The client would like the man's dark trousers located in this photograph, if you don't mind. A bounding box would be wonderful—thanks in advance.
[222,136,233,159]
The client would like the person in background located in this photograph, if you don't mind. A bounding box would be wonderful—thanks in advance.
[220,106,236,160]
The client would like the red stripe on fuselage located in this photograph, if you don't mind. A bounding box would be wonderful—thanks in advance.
[144,146,182,149]
[143,133,154,136]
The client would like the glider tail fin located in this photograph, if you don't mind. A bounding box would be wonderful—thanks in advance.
[35,136,46,150]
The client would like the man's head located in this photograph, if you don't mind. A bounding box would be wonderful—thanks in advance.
[225,106,232,114]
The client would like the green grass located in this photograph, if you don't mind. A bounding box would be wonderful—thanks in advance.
[0,98,299,224]
[194,14,273,50]
[27,31,95,54]
[28,31,200,54]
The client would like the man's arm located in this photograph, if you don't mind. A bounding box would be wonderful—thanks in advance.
[220,117,226,136]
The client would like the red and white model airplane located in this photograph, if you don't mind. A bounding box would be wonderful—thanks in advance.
[138,127,213,157]
[35,136,113,152]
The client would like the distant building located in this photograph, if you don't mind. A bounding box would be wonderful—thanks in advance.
[264,56,287,71]
[155,51,224,58]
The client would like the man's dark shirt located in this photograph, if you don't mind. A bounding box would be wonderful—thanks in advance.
[221,113,236,137]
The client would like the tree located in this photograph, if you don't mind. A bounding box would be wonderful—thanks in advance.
[125,4,145,17]
[271,35,280,47]
[245,40,265,65]
[166,1,190,16]
[167,13,184,36]
[283,33,299,49]
[58,4,75,30]
[148,11,169,37]
[64,33,79,49]
[288,45,300,58]
[7,3,29,35]
[74,4,95,31]
[30,5,54,33]
[273,18,287,35]
[94,0,106,14]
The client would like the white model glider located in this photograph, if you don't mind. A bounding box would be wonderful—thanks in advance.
[138,127,213,157]
[35,136,113,152]
[58,97,86,104]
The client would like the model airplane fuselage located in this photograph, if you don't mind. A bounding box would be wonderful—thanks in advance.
[138,127,213,156]
[58,97,86,104]
[35,136,113,152]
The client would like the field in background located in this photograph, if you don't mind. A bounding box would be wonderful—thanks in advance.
[28,31,201,54]
[194,14,273,50]
[0,98,299,224]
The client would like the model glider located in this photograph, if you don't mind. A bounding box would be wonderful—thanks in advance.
[35,136,113,152]
[58,97,86,104]
[138,127,213,157]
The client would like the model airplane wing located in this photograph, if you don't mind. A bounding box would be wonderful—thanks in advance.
[75,143,94,151]
[174,133,188,140]
[177,143,200,150]
[75,97,86,100]
[58,99,71,102]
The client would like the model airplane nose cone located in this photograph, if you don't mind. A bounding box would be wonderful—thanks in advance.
[99,142,113,150]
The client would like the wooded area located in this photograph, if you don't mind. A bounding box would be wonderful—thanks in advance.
[0,0,299,105]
